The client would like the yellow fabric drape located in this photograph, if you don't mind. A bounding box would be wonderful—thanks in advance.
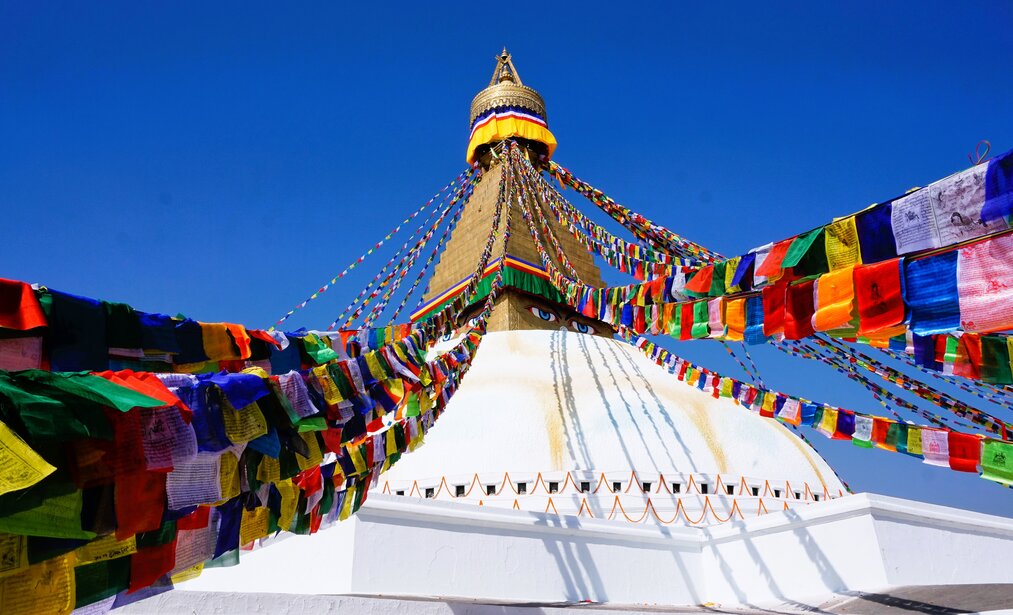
[466,116,557,163]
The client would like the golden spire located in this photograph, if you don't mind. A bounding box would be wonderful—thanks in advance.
[470,48,547,126]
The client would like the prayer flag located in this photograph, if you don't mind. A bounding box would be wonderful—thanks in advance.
[956,233,1013,333]
[904,251,960,335]
[980,439,1013,486]
[825,217,862,270]
[724,299,746,341]
[855,258,904,335]
[744,296,766,345]
[754,239,793,278]
[761,282,786,336]
[813,265,857,332]
[0,279,46,331]
[784,280,816,340]
[920,429,950,467]
[982,148,1013,223]
[852,414,873,448]
[855,202,897,264]
[781,228,828,276]
[947,431,981,473]
[684,265,713,294]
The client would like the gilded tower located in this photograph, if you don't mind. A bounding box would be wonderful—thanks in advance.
[413,50,608,335]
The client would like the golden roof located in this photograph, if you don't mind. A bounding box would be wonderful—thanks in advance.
[469,48,547,126]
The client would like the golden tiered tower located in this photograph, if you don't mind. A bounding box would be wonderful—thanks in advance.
[419,50,609,335]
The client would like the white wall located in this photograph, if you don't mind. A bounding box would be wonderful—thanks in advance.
[180,493,1013,610]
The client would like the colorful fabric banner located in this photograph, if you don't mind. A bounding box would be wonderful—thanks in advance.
[904,252,960,335]
[956,233,1013,333]
[854,258,905,336]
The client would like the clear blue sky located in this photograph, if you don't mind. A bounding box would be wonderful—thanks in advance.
[2,2,1011,516]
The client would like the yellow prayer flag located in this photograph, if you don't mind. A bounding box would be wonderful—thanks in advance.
[0,419,56,496]
[312,366,344,405]
[170,563,204,584]
[725,256,742,293]
[221,400,268,444]
[0,534,27,579]
[819,408,838,436]
[276,479,299,532]
[0,552,75,615]
[295,432,324,472]
[219,451,240,501]
[907,427,923,457]
[256,456,281,484]
[825,216,862,270]
[73,533,136,564]
[239,506,270,546]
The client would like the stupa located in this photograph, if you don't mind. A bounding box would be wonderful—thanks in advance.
[127,50,1013,614]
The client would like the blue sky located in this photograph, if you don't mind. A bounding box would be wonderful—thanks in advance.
[1,2,1011,515]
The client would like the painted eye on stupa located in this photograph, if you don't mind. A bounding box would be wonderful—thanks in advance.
[440,331,454,342]
[528,306,557,322]
[570,320,594,334]
[468,316,480,327]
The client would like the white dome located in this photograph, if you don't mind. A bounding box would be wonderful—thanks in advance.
[381,329,844,522]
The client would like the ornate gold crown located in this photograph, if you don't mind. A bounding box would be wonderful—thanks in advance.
[469,49,547,126]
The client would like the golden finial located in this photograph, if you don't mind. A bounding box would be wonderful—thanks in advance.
[471,48,545,125]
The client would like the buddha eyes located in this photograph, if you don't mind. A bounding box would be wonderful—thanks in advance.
[528,306,558,322]
[468,316,480,327]
[571,321,593,334]
[440,332,454,342]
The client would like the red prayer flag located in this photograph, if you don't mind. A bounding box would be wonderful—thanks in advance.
[855,259,905,335]
[761,282,787,336]
[684,265,714,293]
[679,303,693,341]
[784,280,816,340]
[129,539,177,592]
[947,431,982,472]
[871,418,895,450]
[177,506,211,531]
[115,470,167,539]
[754,239,794,278]
[0,278,47,330]
[954,334,982,380]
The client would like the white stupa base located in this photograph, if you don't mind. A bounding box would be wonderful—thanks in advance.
[123,492,1013,613]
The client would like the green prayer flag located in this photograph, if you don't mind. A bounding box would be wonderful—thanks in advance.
[296,416,328,432]
[136,520,177,548]
[981,439,1013,486]
[886,423,908,454]
[708,261,727,297]
[981,336,1013,384]
[691,301,709,339]
[0,490,96,539]
[74,557,131,608]
[781,228,828,275]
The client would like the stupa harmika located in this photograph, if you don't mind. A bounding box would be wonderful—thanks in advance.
[127,50,1013,614]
